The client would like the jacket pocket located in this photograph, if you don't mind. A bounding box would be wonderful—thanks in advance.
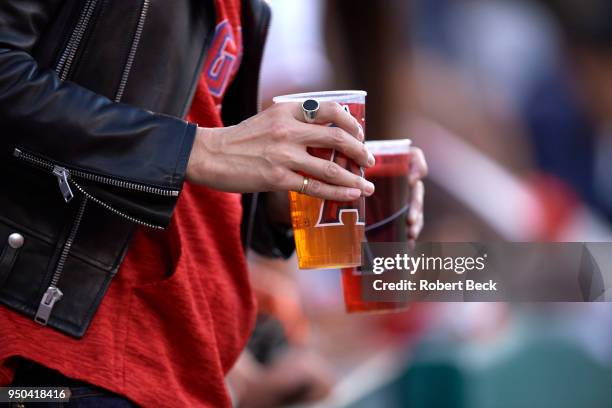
[0,220,55,316]
[45,252,115,337]
[0,217,117,338]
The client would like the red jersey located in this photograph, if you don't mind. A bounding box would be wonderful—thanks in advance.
[0,1,252,406]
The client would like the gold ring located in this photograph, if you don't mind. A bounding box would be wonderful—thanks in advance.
[299,177,310,194]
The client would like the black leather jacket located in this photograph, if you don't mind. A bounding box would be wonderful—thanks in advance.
[0,0,277,337]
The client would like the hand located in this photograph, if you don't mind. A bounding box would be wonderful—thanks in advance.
[262,146,429,230]
[227,350,334,408]
[407,147,428,244]
[186,102,375,201]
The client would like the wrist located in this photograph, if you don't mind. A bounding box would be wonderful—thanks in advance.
[186,127,217,184]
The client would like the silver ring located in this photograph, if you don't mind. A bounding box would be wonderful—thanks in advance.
[299,177,310,194]
[302,99,319,123]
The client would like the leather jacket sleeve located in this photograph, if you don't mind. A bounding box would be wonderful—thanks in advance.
[0,0,196,228]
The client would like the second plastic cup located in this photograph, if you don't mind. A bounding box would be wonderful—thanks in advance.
[273,91,367,269]
[342,139,412,312]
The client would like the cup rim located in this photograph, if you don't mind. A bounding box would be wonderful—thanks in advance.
[365,139,412,155]
[273,90,367,103]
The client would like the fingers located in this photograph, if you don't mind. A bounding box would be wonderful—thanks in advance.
[409,147,428,185]
[408,180,424,239]
[298,122,374,168]
[407,148,427,241]
[281,171,363,201]
[409,212,424,241]
[290,101,364,141]
[274,102,373,167]
[292,150,375,196]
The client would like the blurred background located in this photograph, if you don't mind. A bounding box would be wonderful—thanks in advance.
[246,0,612,406]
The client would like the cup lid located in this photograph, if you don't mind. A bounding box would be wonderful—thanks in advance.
[273,90,367,104]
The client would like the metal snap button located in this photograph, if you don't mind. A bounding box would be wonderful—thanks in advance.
[8,233,24,249]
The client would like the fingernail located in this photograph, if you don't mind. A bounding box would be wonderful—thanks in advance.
[347,188,361,199]
[367,152,375,167]
[357,124,364,141]
[364,180,375,195]
[410,225,419,237]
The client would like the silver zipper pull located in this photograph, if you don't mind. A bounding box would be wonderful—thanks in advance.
[53,166,74,203]
[34,285,63,325]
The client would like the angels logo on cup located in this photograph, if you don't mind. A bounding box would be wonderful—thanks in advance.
[315,104,365,227]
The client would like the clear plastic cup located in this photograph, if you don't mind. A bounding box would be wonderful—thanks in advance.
[273,91,367,269]
[342,139,412,312]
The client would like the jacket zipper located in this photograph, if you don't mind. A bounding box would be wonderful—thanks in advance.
[34,198,87,325]
[32,0,99,326]
[115,0,150,101]
[14,149,178,198]
[55,0,99,81]
[13,148,172,228]
[32,0,156,325]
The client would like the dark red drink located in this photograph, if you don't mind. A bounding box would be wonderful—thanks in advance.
[342,140,412,313]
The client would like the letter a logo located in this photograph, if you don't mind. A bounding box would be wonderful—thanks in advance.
[315,149,365,227]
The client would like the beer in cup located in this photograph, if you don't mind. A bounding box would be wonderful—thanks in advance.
[273,91,367,269]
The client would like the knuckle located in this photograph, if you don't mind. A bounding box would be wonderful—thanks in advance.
[323,102,340,122]
[309,179,322,194]
[352,122,363,139]
[324,162,340,180]
[264,165,288,187]
[270,121,289,142]
[328,190,340,201]
[332,102,344,116]
[341,187,353,200]
[353,175,364,189]
[331,187,345,201]
[330,127,345,145]
[360,143,369,159]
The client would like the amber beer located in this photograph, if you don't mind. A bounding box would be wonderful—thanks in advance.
[342,139,412,312]
[273,91,367,269]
